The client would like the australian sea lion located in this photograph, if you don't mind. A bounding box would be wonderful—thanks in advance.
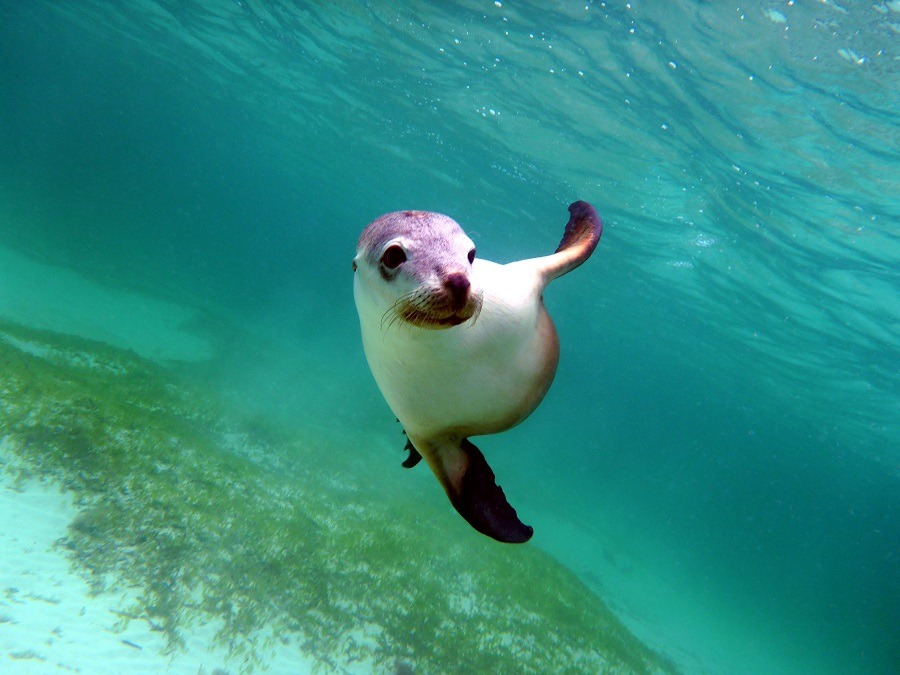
[353,201,602,543]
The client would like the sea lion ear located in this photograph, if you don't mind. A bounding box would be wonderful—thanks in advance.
[416,436,533,544]
[537,200,603,284]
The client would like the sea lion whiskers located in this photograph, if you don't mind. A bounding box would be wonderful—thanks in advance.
[381,288,430,331]
[382,284,474,331]
[381,293,412,332]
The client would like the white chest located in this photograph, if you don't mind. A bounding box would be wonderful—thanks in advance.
[356,259,559,438]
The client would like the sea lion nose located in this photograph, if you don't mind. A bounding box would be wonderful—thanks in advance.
[444,272,471,308]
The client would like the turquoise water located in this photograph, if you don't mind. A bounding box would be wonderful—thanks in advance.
[1,1,897,673]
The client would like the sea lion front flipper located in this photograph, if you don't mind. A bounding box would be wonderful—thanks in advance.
[402,438,423,468]
[418,436,533,544]
[536,200,603,284]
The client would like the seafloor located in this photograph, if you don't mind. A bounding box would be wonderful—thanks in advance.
[0,318,676,674]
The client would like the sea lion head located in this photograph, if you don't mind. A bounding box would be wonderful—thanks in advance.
[353,210,483,330]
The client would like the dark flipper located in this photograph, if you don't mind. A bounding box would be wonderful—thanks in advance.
[419,436,533,544]
[452,439,533,543]
[402,438,422,468]
[556,200,602,256]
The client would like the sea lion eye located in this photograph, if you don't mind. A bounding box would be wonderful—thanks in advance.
[381,245,407,269]
[468,248,476,264]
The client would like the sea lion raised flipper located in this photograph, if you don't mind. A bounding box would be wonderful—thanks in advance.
[417,436,533,544]
[535,200,603,285]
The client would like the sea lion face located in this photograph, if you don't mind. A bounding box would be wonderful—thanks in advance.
[353,210,483,330]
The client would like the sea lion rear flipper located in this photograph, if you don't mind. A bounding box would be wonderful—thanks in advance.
[537,200,603,283]
[420,437,533,544]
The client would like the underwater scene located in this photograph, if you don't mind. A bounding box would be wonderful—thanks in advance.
[0,1,897,673]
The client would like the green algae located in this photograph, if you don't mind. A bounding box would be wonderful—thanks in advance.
[0,320,677,674]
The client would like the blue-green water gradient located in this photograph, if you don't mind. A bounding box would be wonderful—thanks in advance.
[1,1,897,673]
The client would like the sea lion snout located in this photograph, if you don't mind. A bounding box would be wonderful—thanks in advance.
[443,271,471,310]
[406,273,480,328]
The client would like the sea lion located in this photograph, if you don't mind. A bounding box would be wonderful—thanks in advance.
[353,201,602,543]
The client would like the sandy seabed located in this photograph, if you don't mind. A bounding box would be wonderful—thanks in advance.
[0,460,315,674]
[0,465,212,672]
[0,245,313,673]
